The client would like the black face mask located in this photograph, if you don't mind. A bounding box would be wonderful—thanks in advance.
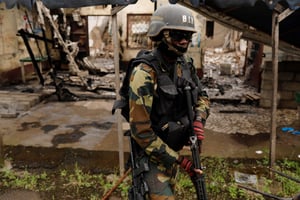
[158,41,180,58]
[169,30,193,42]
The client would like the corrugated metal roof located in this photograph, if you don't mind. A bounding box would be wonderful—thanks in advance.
[179,0,300,56]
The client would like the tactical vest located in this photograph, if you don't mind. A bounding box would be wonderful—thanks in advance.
[113,48,201,151]
[138,49,201,151]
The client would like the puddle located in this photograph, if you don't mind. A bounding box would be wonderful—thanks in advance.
[51,130,86,147]
[66,121,113,130]
[41,124,58,134]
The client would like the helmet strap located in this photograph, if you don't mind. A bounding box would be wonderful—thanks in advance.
[163,30,184,56]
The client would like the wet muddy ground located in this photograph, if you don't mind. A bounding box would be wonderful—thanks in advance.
[0,90,299,172]
[0,81,300,200]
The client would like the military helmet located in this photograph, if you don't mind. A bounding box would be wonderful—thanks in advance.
[147,4,196,40]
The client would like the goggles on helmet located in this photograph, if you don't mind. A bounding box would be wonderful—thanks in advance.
[169,30,193,42]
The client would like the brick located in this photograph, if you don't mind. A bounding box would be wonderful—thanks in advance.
[262,70,273,81]
[259,99,272,108]
[295,74,300,81]
[279,100,297,109]
[278,72,294,81]
[281,82,300,91]
[261,80,273,90]
[278,91,294,100]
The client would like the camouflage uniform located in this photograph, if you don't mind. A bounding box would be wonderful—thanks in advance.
[129,53,210,199]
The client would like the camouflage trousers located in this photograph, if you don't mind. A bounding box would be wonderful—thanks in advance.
[138,157,179,200]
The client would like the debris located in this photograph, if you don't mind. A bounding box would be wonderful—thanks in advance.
[255,150,263,154]
[234,171,257,185]
[281,127,300,135]
[219,110,251,114]
[219,63,232,75]
[244,93,260,101]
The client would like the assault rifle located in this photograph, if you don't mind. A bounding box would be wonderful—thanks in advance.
[185,85,208,200]
[125,131,149,200]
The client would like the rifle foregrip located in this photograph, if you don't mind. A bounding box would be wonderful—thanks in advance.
[193,175,208,200]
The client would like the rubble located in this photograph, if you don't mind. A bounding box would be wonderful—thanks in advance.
[0,90,44,118]
[202,47,257,103]
[206,103,297,135]
[202,47,298,135]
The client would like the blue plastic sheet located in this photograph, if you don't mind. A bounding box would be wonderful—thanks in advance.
[281,127,300,135]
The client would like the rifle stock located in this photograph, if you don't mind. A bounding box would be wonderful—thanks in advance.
[185,86,208,200]
[125,131,149,200]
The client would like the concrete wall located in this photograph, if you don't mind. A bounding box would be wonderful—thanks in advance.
[0,4,22,78]
[0,3,46,84]
[260,60,300,109]
[201,22,230,49]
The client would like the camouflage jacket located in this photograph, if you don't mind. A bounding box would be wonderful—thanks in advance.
[129,55,210,168]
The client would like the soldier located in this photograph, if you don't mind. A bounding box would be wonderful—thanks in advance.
[128,4,210,199]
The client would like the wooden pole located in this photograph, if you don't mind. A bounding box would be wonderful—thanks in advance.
[0,133,3,167]
[112,10,124,176]
[101,168,131,200]
[270,10,279,170]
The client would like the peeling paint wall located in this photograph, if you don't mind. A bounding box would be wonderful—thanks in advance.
[0,3,46,84]
[0,4,19,73]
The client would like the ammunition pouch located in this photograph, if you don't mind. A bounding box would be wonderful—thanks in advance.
[158,115,190,151]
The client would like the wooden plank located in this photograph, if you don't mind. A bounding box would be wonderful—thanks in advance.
[179,1,300,57]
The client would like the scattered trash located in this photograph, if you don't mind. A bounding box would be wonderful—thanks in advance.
[255,150,263,154]
[281,127,300,135]
[281,127,294,132]
[292,131,300,135]
[234,171,257,185]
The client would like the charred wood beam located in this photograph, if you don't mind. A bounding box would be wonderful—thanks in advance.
[278,8,294,22]
[17,29,44,86]
[111,5,126,15]
[16,29,53,43]
[36,1,85,77]
[241,30,300,58]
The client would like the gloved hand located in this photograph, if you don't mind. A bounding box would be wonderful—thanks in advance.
[177,156,195,177]
[193,120,204,140]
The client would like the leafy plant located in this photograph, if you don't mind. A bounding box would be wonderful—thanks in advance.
[0,158,299,199]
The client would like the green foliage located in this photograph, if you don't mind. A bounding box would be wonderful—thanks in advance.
[0,158,299,200]
[274,159,300,196]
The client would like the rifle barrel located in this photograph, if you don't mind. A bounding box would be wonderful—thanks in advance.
[185,86,208,200]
